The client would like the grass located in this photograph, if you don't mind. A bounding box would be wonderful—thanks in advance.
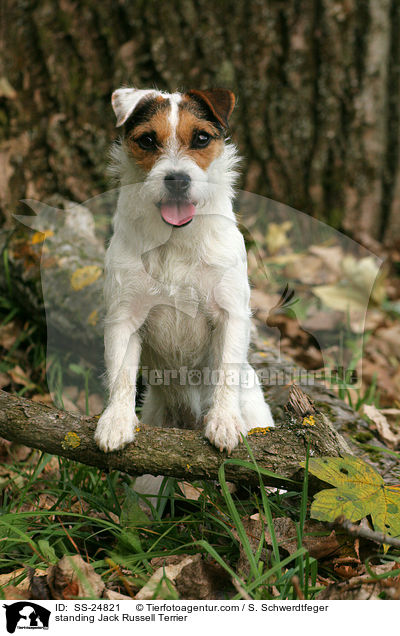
[0,444,323,600]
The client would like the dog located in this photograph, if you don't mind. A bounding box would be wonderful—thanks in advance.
[94,87,274,455]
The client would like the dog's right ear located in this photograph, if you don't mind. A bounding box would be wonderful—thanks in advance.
[111,88,161,127]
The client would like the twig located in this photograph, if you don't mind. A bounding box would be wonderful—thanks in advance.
[231,578,252,600]
[334,516,400,548]
[291,575,305,599]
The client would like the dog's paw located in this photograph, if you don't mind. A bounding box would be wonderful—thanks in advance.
[204,409,247,454]
[94,404,138,452]
[245,400,275,431]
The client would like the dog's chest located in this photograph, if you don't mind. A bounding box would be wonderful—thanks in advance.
[139,249,220,365]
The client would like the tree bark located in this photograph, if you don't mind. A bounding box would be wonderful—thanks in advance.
[0,388,350,489]
[0,0,399,245]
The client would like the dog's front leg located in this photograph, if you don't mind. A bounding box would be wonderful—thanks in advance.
[95,321,141,452]
[204,312,250,454]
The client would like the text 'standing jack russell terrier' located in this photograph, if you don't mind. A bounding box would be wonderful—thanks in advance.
[94,87,274,455]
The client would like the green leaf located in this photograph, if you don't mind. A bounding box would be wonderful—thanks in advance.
[68,363,85,376]
[38,539,58,564]
[115,485,151,555]
[304,455,400,551]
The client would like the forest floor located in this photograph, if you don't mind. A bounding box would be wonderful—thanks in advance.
[1,224,400,601]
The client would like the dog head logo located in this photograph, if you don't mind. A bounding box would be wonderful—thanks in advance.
[3,602,50,633]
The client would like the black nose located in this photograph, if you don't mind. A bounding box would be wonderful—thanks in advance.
[164,172,191,195]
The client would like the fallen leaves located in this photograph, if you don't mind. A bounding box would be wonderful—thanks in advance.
[254,514,343,560]
[0,556,133,601]
[70,265,102,291]
[319,561,400,600]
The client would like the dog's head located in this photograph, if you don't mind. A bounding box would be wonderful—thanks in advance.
[111,87,238,227]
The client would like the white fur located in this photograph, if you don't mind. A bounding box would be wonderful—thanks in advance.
[95,88,274,454]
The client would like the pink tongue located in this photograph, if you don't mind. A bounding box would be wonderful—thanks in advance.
[160,201,196,226]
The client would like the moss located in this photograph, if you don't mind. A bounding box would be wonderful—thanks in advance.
[354,431,374,443]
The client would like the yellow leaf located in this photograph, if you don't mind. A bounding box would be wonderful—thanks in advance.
[265,222,292,255]
[31,230,54,244]
[70,265,102,291]
[305,456,400,552]
[87,309,98,326]
[312,284,368,313]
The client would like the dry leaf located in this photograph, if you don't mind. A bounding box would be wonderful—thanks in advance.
[47,555,104,600]
[0,372,10,388]
[302,310,343,332]
[175,558,232,599]
[374,324,400,359]
[8,365,32,387]
[0,322,19,350]
[135,555,197,600]
[360,404,400,449]
[0,77,17,99]
[251,515,342,560]
[318,562,399,600]
[308,245,343,275]
[31,394,54,406]
[177,482,203,500]
[285,255,337,285]
[0,568,47,596]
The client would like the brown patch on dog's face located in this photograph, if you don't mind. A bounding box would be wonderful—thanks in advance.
[123,91,232,173]
[176,107,224,170]
[124,96,171,172]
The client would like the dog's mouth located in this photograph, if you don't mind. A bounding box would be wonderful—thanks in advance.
[158,200,196,227]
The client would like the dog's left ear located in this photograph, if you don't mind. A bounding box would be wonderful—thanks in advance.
[186,89,235,128]
[111,87,161,127]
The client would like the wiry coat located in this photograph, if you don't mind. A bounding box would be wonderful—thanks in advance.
[95,88,274,454]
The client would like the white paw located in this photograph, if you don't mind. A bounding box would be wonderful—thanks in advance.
[94,403,138,452]
[263,402,275,427]
[204,409,247,454]
[245,401,275,431]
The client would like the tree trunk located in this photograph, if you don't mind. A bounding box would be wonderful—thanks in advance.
[0,0,399,245]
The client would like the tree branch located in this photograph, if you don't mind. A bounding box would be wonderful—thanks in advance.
[334,516,400,549]
[0,389,350,488]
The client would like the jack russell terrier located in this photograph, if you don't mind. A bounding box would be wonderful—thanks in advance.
[94,87,274,455]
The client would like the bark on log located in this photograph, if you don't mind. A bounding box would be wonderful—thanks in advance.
[0,388,350,489]
[1,0,399,246]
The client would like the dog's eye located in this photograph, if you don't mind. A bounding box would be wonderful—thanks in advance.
[192,131,211,149]
[136,133,157,150]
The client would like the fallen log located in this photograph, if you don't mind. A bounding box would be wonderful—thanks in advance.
[0,388,350,488]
